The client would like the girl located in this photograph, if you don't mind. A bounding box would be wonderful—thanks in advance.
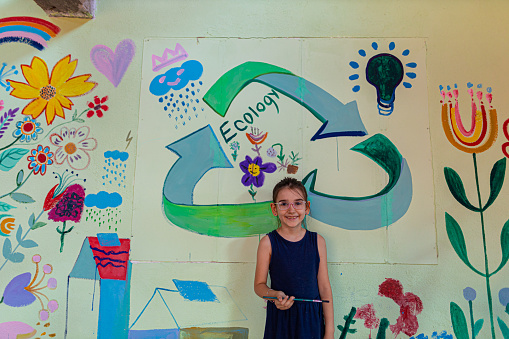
[254,177,334,339]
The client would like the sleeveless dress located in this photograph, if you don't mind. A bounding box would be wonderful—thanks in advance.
[264,229,325,339]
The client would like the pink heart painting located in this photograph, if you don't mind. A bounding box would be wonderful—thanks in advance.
[90,39,136,87]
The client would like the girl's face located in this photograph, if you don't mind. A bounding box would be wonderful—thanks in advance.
[271,187,310,230]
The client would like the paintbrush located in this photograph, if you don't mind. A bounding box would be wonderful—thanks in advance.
[263,296,329,303]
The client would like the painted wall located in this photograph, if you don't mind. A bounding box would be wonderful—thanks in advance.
[1,0,509,338]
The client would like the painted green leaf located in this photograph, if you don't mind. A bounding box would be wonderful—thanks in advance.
[7,251,24,263]
[10,192,35,204]
[15,225,22,243]
[489,219,509,277]
[498,317,509,339]
[445,213,484,276]
[31,221,47,230]
[19,239,37,248]
[450,302,469,339]
[0,148,29,172]
[0,201,16,212]
[444,167,479,212]
[16,169,23,186]
[28,213,35,228]
[483,158,506,211]
[474,318,484,338]
[2,238,12,260]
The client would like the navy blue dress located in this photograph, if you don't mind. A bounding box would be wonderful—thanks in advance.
[264,230,325,339]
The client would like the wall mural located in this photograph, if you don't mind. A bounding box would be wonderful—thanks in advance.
[1,22,505,338]
[440,84,509,339]
[132,37,435,265]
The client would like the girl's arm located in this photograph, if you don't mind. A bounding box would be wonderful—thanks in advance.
[317,234,335,338]
[254,235,294,310]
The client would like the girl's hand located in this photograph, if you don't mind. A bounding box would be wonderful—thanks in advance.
[273,290,294,310]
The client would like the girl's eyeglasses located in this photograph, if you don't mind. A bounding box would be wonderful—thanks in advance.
[275,201,306,210]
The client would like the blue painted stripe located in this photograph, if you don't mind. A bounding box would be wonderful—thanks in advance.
[0,25,51,40]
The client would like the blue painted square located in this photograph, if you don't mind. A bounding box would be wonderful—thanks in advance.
[97,233,121,247]
[172,279,218,302]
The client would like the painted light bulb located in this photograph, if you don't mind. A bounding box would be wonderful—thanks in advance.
[365,53,403,116]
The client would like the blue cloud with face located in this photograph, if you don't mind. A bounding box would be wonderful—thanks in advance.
[150,60,203,96]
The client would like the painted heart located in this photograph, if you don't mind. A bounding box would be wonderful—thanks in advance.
[2,272,35,307]
[90,39,136,87]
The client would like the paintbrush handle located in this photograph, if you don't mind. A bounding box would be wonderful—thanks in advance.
[263,296,329,303]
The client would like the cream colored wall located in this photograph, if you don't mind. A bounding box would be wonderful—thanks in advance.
[1,0,509,338]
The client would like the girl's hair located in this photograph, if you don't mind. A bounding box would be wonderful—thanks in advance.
[272,177,308,202]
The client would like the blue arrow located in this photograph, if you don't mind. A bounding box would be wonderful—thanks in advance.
[254,73,367,140]
[163,125,233,205]
[302,134,413,230]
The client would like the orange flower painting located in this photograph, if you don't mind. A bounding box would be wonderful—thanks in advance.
[8,55,97,125]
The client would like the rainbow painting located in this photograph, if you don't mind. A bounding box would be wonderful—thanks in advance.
[0,16,60,51]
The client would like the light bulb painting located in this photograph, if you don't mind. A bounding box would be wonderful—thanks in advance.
[348,41,418,116]
[366,53,403,115]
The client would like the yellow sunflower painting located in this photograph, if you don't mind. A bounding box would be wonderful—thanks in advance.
[8,55,97,125]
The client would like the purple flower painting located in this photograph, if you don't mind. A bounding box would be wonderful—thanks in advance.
[239,155,276,188]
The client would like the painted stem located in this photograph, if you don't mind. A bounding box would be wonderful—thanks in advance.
[57,221,74,253]
[469,300,475,339]
[0,170,33,200]
[338,306,356,339]
[26,108,90,144]
[0,136,21,151]
[0,209,44,272]
[472,153,496,339]
[376,317,389,339]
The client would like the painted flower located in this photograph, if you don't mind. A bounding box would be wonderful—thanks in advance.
[463,287,476,301]
[44,171,83,211]
[499,288,509,307]
[8,55,97,125]
[246,127,268,145]
[27,145,54,175]
[0,99,3,111]
[12,117,43,142]
[441,87,497,153]
[239,155,276,187]
[266,147,277,158]
[87,95,109,118]
[47,184,85,223]
[49,126,97,170]
[1,255,58,321]
[230,141,240,152]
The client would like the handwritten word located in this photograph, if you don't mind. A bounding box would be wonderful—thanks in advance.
[219,89,280,143]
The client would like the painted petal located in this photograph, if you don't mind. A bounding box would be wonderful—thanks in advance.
[2,272,36,307]
[88,102,95,108]
[94,96,100,104]
[47,98,65,124]
[68,128,77,140]
[241,173,253,187]
[22,98,47,120]
[58,74,97,97]
[101,96,108,104]
[74,126,90,142]
[54,147,68,164]
[67,149,90,170]
[50,55,77,88]
[13,129,22,137]
[44,99,58,125]
[40,164,47,175]
[101,105,109,111]
[239,160,250,173]
[59,127,70,141]
[8,81,40,99]
[55,94,73,110]
[253,156,263,166]
[260,161,277,174]
[252,172,266,188]
[77,137,97,151]
[22,57,49,89]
